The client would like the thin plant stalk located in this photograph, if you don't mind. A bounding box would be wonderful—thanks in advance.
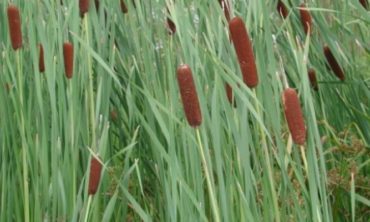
[84,15,97,152]
[195,129,220,222]
[16,51,30,222]
[254,90,280,222]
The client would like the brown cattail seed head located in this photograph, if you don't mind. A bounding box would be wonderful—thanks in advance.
[229,17,259,88]
[308,68,318,91]
[360,0,368,9]
[7,5,22,50]
[80,0,89,16]
[282,88,306,145]
[299,3,312,35]
[110,109,118,121]
[63,42,74,79]
[277,0,288,18]
[39,44,45,73]
[120,0,128,13]
[88,157,102,195]
[323,45,345,81]
[218,0,231,22]
[167,18,176,34]
[225,83,237,107]
[177,64,202,127]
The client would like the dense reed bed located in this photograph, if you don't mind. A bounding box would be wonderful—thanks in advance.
[0,1,369,221]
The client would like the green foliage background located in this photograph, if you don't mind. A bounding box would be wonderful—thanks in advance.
[0,0,369,221]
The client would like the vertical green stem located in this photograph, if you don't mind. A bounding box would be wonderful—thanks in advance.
[16,51,29,222]
[254,90,280,222]
[196,129,220,222]
[84,15,97,152]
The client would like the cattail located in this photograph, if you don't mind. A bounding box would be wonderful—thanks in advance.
[5,83,11,92]
[63,42,74,79]
[88,156,102,195]
[282,88,306,145]
[80,0,89,16]
[110,109,118,121]
[277,0,288,18]
[95,0,100,10]
[360,0,368,9]
[308,68,318,91]
[323,45,345,81]
[218,0,231,22]
[299,3,312,35]
[7,5,22,50]
[120,0,128,13]
[167,17,176,34]
[225,83,236,106]
[39,44,45,73]
[166,7,176,34]
[177,64,202,127]
[229,17,259,88]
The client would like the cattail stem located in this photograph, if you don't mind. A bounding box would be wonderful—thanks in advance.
[254,90,281,221]
[7,5,22,50]
[299,3,312,35]
[84,195,93,222]
[84,16,97,152]
[16,50,30,222]
[196,129,220,222]
[323,45,345,81]
[282,88,307,145]
[229,17,259,88]
[300,145,308,174]
[177,64,202,127]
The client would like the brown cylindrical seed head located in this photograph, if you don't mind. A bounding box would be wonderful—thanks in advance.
[218,0,231,22]
[177,64,202,127]
[277,0,288,18]
[63,42,74,79]
[167,17,176,34]
[120,0,128,13]
[308,68,318,91]
[323,45,345,81]
[80,0,89,16]
[95,0,100,10]
[39,44,45,73]
[225,83,236,107]
[299,3,312,35]
[7,5,22,50]
[282,88,306,145]
[360,0,368,9]
[110,109,118,121]
[229,17,259,88]
[88,157,102,195]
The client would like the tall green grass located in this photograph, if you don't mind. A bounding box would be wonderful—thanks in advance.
[0,0,369,221]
